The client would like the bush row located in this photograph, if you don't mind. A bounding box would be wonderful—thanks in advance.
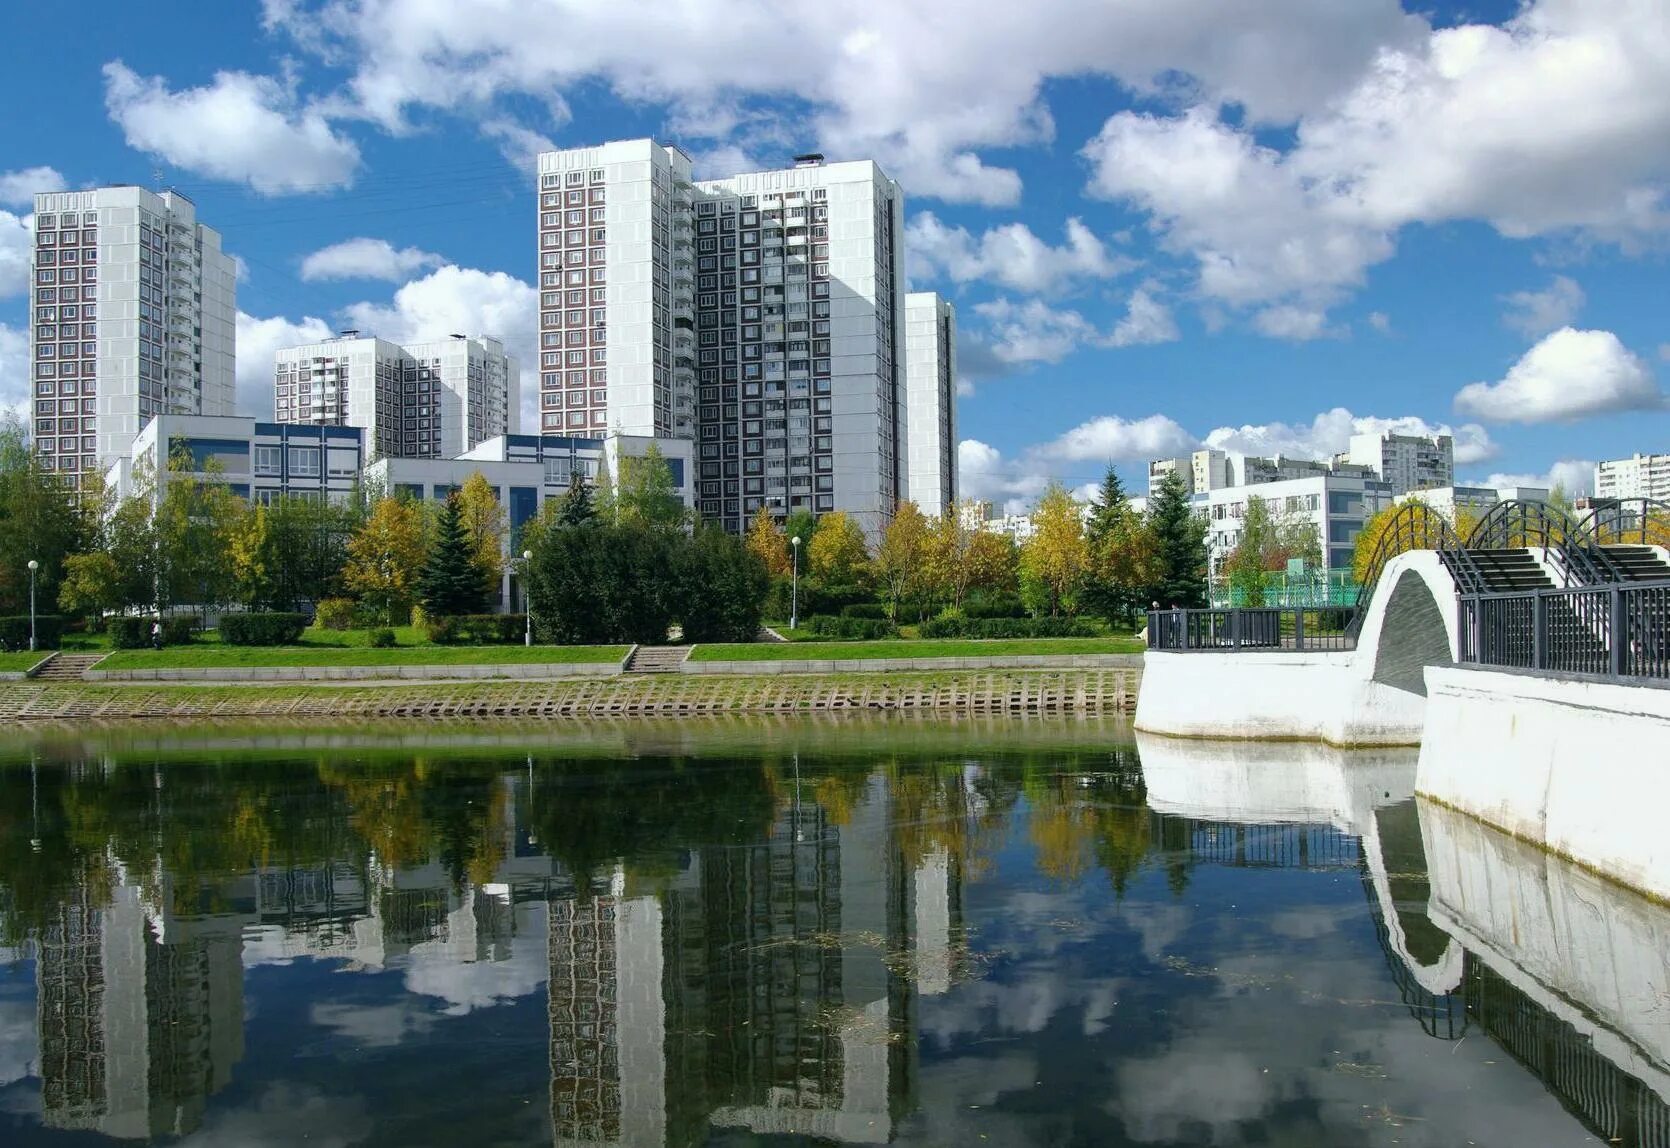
[219,613,310,646]
[800,615,900,640]
[423,615,530,645]
[919,616,1097,639]
[0,615,65,651]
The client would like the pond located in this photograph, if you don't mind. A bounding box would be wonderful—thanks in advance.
[0,717,1663,1147]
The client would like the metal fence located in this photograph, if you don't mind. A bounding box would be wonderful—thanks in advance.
[1148,607,1356,652]
[1459,579,1670,680]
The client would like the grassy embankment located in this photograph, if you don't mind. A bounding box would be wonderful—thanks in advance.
[0,652,49,672]
[690,637,1144,661]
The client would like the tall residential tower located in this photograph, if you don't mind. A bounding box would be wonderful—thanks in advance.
[903,292,957,518]
[536,140,918,537]
[30,187,236,487]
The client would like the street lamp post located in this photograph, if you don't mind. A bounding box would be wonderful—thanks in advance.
[789,536,801,631]
[522,550,534,647]
[26,560,38,652]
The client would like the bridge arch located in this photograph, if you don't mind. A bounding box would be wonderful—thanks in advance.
[1352,550,1462,695]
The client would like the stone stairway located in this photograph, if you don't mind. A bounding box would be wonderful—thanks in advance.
[625,645,691,673]
[30,653,106,681]
[1601,545,1670,583]
[1467,548,1554,593]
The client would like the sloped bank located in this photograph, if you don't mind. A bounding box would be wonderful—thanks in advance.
[0,667,1139,723]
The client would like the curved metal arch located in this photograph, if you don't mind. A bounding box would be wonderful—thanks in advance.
[1463,498,1582,551]
[1348,503,1465,636]
[1574,497,1670,547]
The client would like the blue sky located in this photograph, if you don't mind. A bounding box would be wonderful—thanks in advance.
[1,0,1667,509]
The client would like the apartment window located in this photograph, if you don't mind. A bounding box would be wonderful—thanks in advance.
[289,447,321,477]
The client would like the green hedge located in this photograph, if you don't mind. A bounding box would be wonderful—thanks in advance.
[109,617,150,649]
[219,613,310,646]
[919,615,1096,639]
[801,615,900,640]
[424,614,529,645]
[838,602,889,620]
[0,615,64,651]
[161,617,196,646]
[963,593,1029,619]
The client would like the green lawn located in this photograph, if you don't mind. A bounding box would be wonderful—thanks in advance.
[98,644,630,670]
[690,637,1143,661]
[0,652,50,672]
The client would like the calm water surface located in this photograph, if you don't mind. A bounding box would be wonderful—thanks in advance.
[0,717,1662,1147]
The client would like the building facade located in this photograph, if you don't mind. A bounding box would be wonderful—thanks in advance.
[1340,431,1454,494]
[273,332,518,460]
[536,140,911,539]
[1393,484,1549,524]
[1201,472,1395,576]
[104,414,365,507]
[30,187,236,489]
[903,292,957,518]
[1595,453,1670,502]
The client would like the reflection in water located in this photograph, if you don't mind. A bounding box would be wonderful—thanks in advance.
[0,719,1666,1145]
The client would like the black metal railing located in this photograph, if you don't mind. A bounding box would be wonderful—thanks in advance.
[1148,607,1356,652]
[1458,579,1670,680]
[1348,505,1471,640]
[1466,499,1623,587]
[1575,497,1670,548]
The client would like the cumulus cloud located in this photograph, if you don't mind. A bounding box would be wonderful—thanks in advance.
[0,211,31,297]
[481,118,561,173]
[0,166,65,207]
[300,237,445,282]
[0,323,29,423]
[907,213,1132,294]
[1107,289,1180,348]
[264,0,1416,205]
[1454,327,1664,423]
[235,311,334,416]
[103,61,360,194]
[1034,415,1195,463]
[1367,311,1392,335]
[1501,276,1585,340]
[1204,408,1497,466]
[973,292,1177,364]
[958,438,1051,514]
[1481,459,1596,496]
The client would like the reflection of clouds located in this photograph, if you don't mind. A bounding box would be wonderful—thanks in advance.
[920,968,1128,1046]
[180,1083,372,1148]
[310,1001,438,1048]
[906,1051,1054,1147]
[0,998,35,1087]
[1265,904,1354,941]
[1118,901,1190,960]
[1117,1049,1281,1142]
[400,937,548,1015]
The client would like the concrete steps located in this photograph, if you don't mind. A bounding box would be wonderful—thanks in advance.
[30,654,106,681]
[1602,545,1670,583]
[626,645,691,673]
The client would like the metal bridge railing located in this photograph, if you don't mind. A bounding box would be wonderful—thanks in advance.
[1148,606,1356,652]
[1459,579,1670,680]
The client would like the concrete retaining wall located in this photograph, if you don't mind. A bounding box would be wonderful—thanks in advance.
[1418,664,1670,901]
[1135,649,1426,746]
[85,661,627,683]
[681,653,1143,675]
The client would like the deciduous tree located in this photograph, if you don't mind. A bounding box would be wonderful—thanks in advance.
[614,445,687,531]
[457,472,508,599]
[345,496,426,624]
[807,511,870,586]
[875,501,930,618]
[1019,482,1087,616]
[745,506,792,578]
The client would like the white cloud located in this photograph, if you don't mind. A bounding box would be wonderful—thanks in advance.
[300,237,445,282]
[0,211,30,297]
[103,61,360,194]
[481,118,562,173]
[1203,408,1498,466]
[0,323,28,423]
[1481,459,1596,496]
[265,0,1416,205]
[958,438,1051,515]
[235,311,334,416]
[1501,275,1585,339]
[1107,288,1180,348]
[907,213,1131,294]
[1367,311,1392,334]
[0,166,65,208]
[955,378,976,399]
[1253,305,1339,342]
[1034,415,1196,463]
[1455,327,1664,423]
[231,254,251,282]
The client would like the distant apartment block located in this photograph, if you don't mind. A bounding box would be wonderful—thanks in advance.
[1339,431,1454,494]
[903,292,957,518]
[30,186,236,489]
[1595,453,1670,502]
[1149,433,1452,502]
[273,331,518,460]
[535,139,913,538]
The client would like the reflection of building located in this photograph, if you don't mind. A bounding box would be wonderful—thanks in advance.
[36,881,245,1140]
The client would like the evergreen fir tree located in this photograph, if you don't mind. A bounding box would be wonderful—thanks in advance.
[1147,470,1208,609]
[558,474,597,528]
[418,495,490,616]
[1081,465,1130,622]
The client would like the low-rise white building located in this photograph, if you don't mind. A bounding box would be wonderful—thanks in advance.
[105,414,365,507]
[1393,484,1548,524]
[1202,472,1395,576]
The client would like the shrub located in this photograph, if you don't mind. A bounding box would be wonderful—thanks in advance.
[108,616,150,649]
[219,612,310,646]
[315,598,358,631]
[368,627,397,649]
[963,593,1029,619]
[802,614,899,640]
[679,528,770,644]
[838,602,889,620]
[161,617,195,646]
[918,616,1096,639]
[765,579,873,622]
[424,614,526,645]
[0,615,65,651]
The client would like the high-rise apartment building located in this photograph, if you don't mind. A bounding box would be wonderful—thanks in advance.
[536,140,911,537]
[1341,431,1453,494]
[273,332,517,459]
[903,292,957,518]
[1595,453,1670,502]
[30,187,236,488]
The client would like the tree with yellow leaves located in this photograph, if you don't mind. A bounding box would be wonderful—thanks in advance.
[344,496,426,624]
[807,510,871,586]
[876,500,931,617]
[1019,482,1088,616]
[456,471,508,599]
[745,505,792,578]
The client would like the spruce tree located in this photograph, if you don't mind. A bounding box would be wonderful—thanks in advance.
[418,495,489,617]
[558,475,597,528]
[1146,470,1208,609]
[1082,465,1133,623]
